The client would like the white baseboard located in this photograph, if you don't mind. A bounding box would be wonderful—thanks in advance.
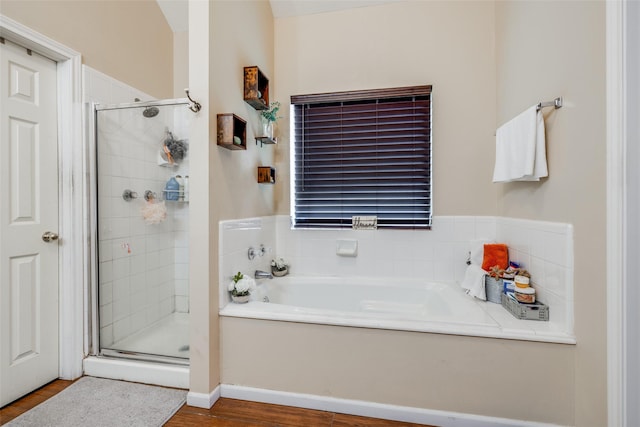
[187,385,220,409]
[219,384,566,427]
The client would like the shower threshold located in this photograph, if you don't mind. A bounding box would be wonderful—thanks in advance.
[101,312,189,365]
[100,348,189,367]
[83,355,189,389]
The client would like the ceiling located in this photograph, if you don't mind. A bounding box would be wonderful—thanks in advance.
[156,0,403,33]
[156,0,188,33]
[269,0,402,19]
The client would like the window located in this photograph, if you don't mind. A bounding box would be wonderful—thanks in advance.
[290,85,432,229]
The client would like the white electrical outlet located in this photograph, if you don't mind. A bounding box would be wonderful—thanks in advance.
[352,216,377,230]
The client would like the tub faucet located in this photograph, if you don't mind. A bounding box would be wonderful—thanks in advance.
[255,270,273,280]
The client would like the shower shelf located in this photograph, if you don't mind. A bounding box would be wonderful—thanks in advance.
[162,189,189,202]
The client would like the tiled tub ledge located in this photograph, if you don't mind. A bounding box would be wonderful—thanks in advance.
[219,277,576,345]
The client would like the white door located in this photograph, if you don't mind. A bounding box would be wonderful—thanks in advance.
[0,40,59,406]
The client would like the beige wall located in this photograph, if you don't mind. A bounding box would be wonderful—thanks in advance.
[189,0,275,396]
[495,2,607,426]
[188,0,214,395]
[3,0,605,421]
[189,0,275,393]
[218,2,580,425]
[273,1,499,216]
[221,318,575,425]
[1,0,173,98]
[174,31,189,98]
[211,0,275,221]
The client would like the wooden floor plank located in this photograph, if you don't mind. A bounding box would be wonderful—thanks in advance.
[35,380,73,397]
[1,378,437,427]
[164,411,269,427]
[208,398,334,427]
[0,379,75,426]
[332,413,431,427]
[0,406,22,425]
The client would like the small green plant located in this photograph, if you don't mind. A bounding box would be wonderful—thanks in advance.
[228,272,256,297]
[261,101,281,123]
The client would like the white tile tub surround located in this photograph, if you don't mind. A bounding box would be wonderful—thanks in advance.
[218,217,277,309]
[496,218,574,335]
[219,215,574,341]
[85,66,190,347]
[274,215,497,283]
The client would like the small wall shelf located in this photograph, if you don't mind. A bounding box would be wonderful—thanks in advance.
[244,66,269,110]
[217,113,246,150]
[255,136,277,147]
[258,166,276,184]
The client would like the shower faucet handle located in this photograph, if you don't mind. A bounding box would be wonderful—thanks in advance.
[122,189,138,202]
[248,245,267,260]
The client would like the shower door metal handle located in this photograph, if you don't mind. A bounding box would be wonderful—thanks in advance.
[42,231,59,242]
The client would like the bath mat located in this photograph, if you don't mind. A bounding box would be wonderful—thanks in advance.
[6,376,186,427]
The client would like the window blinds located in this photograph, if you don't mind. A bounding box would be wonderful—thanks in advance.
[291,85,432,229]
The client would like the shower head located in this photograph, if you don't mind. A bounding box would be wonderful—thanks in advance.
[143,106,159,118]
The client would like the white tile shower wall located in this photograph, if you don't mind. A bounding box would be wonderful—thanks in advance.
[174,203,190,313]
[171,106,191,314]
[218,217,277,309]
[84,66,190,348]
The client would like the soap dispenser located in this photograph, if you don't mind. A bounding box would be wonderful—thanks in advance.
[164,176,179,201]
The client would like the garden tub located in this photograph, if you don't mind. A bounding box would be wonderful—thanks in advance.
[219,276,575,344]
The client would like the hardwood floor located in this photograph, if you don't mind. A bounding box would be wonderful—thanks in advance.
[0,379,434,426]
[0,379,75,425]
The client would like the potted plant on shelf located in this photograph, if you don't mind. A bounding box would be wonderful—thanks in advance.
[228,272,257,303]
[260,101,281,139]
[270,257,289,277]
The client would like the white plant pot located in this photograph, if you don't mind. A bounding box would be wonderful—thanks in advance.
[231,294,250,303]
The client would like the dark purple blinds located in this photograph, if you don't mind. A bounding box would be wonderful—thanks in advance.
[291,85,432,229]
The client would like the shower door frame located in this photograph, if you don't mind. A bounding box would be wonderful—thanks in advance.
[88,98,191,366]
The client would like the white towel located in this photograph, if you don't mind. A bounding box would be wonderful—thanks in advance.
[460,264,487,301]
[492,105,548,183]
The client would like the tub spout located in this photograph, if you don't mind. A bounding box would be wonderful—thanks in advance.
[255,270,273,280]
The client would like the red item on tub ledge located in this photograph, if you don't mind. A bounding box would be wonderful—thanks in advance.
[482,243,509,271]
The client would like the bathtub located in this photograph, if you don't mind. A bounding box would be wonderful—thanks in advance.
[219,276,575,344]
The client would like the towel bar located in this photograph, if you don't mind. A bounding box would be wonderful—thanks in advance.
[536,97,563,111]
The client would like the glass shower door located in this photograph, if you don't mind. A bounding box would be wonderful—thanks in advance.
[94,99,190,364]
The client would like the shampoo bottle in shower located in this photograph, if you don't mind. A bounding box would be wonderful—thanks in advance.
[175,175,184,201]
[165,176,179,201]
[183,175,189,202]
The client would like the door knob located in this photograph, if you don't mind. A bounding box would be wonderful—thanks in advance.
[42,231,59,242]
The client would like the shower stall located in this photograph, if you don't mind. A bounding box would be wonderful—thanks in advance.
[90,98,191,367]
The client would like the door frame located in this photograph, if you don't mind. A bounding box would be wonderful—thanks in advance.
[0,15,84,380]
[607,1,640,426]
